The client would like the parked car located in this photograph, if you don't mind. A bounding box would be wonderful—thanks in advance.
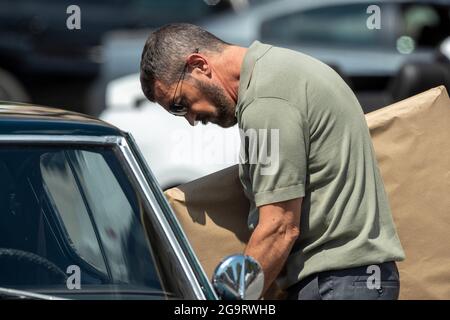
[0,101,261,300]
[203,0,450,73]
[0,0,232,109]
[86,0,278,115]
[91,0,450,114]
[203,0,450,109]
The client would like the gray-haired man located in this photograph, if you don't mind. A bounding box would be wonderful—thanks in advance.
[140,23,405,300]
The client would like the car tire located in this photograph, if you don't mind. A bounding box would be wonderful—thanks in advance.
[0,68,30,102]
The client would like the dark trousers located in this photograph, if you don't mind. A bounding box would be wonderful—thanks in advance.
[286,261,400,300]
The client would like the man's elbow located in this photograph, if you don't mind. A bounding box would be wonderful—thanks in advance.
[275,221,300,244]
[286,225,300,243]
[258,197,302,244]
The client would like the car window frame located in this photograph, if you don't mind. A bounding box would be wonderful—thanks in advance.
[0,134,212,300]
[258,1,395,50]
[125,133,218,300]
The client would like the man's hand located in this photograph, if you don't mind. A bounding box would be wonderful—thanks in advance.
[244,197,302,295]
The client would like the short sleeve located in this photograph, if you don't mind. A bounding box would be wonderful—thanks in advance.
[238,97,308,207]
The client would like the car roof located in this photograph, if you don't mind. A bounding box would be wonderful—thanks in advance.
[0,101,125,137]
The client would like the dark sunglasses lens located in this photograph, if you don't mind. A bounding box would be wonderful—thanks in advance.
[170,104,187,116]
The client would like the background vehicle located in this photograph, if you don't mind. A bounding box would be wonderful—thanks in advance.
[205,0,450,110]
[86,0,276,115]
[0,0,233,111]
[0,102,262,300]
[92,0,450,115]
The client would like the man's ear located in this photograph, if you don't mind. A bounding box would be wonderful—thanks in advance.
[187,53,211,78]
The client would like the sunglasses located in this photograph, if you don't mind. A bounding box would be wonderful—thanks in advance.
[169,48,199,116]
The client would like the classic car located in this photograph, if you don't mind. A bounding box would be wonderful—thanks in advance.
[0,101,262,300]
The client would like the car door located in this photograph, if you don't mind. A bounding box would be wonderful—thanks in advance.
[0,137,207,299]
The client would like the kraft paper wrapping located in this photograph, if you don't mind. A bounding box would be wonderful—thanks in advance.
[366,86,450,299]
[165,165,251,278]
[164,86,450,300]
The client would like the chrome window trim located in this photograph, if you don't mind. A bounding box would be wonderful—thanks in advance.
[0,134,208,300]
[125,133,219,300]
[0,286,67,300]
[117,137,208,300]
[0,135,121,145]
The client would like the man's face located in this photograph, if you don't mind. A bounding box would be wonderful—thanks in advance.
[188,78,237,128]
[155,64,237,128]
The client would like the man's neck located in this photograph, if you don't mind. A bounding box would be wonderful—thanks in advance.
[213,45,248,104]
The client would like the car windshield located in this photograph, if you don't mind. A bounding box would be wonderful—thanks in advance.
[0,144,182,299]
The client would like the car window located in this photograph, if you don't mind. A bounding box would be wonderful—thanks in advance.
[0,145,185,299]
[260,3,387,48]
[40,151,108,275]
[60,150,140,282]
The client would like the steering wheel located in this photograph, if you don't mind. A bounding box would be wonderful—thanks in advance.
[0,248,68,284]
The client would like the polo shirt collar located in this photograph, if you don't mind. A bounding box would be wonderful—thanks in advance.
[235,40,273,117]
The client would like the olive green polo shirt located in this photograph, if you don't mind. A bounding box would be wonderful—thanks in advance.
[236,41,405,289]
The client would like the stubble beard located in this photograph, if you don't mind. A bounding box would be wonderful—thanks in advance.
[194,79,237,128]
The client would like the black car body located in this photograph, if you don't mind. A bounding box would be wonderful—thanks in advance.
[0,101,218,300]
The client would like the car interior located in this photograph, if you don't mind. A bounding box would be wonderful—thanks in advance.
[0,151,70,287]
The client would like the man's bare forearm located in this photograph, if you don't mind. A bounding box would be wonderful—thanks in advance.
[244,198,302,295]
[244,224,298,294]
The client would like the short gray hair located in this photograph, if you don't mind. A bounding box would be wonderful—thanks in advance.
[140,23,229,102]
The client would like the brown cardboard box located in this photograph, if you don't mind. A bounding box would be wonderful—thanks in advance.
[164,86,450,300]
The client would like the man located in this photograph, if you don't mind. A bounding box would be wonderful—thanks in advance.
[140,23,405,300]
